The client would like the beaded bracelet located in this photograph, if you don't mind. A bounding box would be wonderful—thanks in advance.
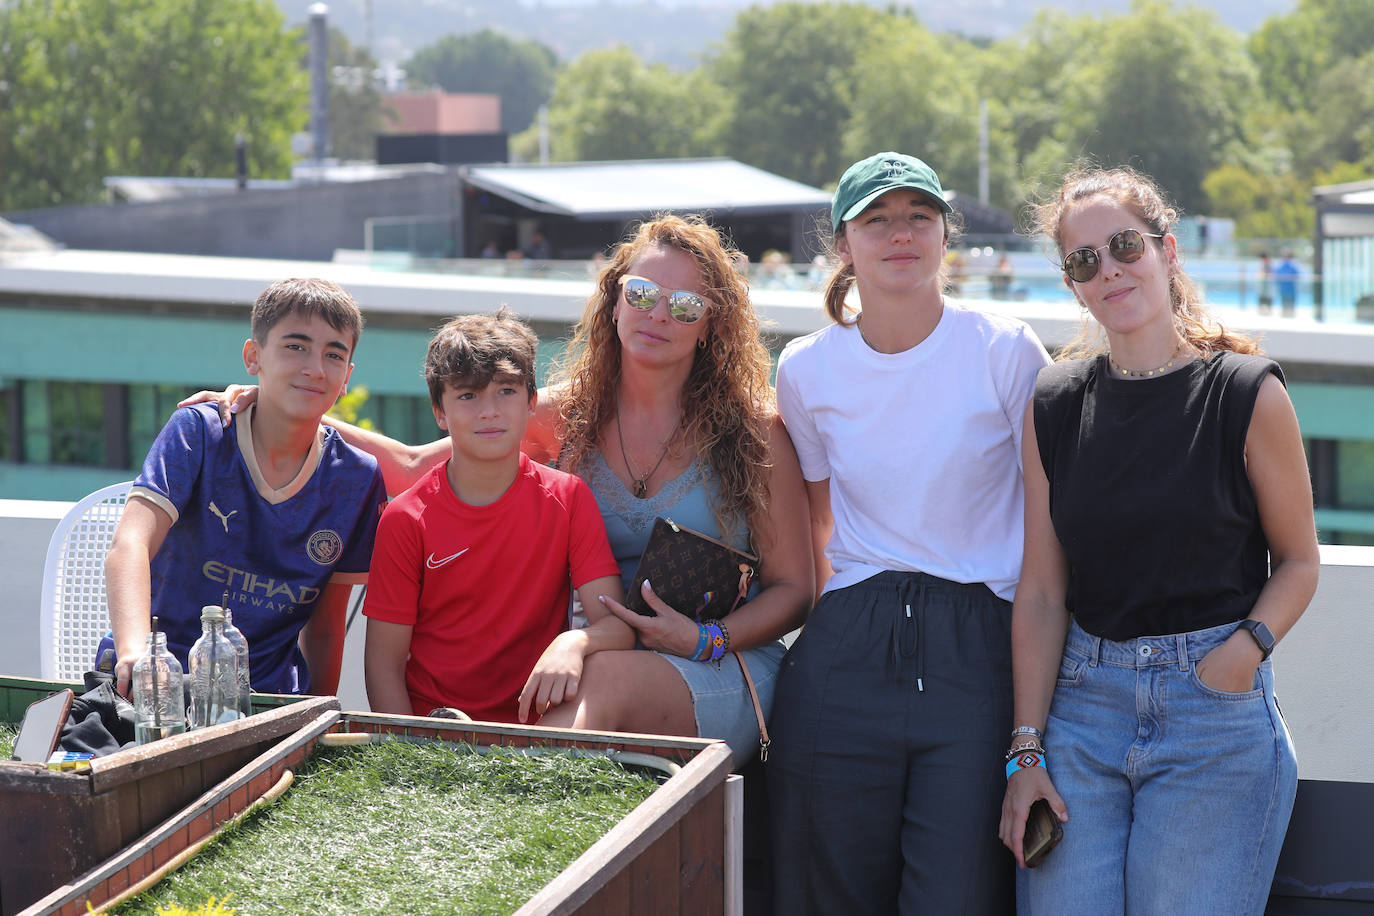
[704,620,727,663]
[1005,749,1046,781]
[719,621,732,656]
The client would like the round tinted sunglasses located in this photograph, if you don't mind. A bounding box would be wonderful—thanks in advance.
[620,275,711,324]
[1061,228,1165,283]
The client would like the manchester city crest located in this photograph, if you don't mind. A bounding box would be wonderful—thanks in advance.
[307,529,343,565]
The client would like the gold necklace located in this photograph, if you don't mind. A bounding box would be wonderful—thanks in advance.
[616,412,681,499]
[1109,344,1186,378]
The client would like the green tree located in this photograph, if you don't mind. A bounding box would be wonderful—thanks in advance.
[1249,0,1374,112]
[841,19,1021,208]
[1247,9,1326,112]
[0,0,305,211]
[979,10,1103,200]
[406,30,557,134]
[1201,164,1313,238]
[531,46,726,162]
[329,385,377,431]
[1070,1,1259,214]
[1295,51,1374,174]
[322,28,389,162]
[709,2,895,188]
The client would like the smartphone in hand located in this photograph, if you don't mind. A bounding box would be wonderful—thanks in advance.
[1024,797,1064,868]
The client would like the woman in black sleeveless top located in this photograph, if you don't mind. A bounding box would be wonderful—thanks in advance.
[997,166,1319,915]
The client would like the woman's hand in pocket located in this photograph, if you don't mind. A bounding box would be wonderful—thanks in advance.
[1196,634,1262,694]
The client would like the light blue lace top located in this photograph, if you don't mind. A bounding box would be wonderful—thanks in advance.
[583,450,752,592]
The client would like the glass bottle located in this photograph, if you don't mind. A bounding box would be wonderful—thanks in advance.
[131,618,186,744]
[187,605,242,729]
[222,604,252,718]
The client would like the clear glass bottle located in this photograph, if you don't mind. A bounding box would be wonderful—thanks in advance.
[131,619,186,744]
[187,605,242,729]
[222,605,252,718]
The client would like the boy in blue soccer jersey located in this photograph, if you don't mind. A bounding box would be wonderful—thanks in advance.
[103,278,387,699]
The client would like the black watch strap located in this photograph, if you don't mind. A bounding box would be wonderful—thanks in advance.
[1236,619,1275,660]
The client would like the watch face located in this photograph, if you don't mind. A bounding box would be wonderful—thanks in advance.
[1241,620,1275,656]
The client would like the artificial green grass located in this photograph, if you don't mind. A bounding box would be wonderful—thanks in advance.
[117,739,662,916]
[0,721,17,759]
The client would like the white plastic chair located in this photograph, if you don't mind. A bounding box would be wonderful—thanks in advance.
[38,480,133,681]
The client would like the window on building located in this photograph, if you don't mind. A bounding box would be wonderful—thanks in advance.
[0,379,16,462]
[128,384,200,468]
[368,393,439,446]
[21,380,107,466]
[1335,440,1374,511]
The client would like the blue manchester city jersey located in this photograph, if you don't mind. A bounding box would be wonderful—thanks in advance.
[130,403,386,693]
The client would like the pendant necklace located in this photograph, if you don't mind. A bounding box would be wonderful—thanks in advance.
[616,412,681,499]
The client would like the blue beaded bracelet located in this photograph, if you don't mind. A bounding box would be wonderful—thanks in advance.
[1005,750,1046,781]
[707,622,726,662]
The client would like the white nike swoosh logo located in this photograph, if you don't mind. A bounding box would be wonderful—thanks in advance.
[426,548,470,569]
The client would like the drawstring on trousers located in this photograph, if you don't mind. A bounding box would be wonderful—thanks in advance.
[888,579,926,691]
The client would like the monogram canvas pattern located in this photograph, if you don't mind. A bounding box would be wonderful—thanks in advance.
[626,517,758,620]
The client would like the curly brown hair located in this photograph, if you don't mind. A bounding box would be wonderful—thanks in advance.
[552,215,775,543]
[1033,164,1260,360]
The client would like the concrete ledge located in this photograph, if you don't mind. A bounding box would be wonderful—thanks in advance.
[1,502,1368,782]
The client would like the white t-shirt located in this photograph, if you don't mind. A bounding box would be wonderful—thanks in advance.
[775,302,1050,601]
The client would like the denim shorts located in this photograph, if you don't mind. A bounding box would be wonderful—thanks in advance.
[659,639,785,768]
[1022,618,1298,915]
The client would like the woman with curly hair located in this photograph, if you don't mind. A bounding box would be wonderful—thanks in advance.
[186,215,812,765]
[998,166,1317,913]
[521,215,812,763]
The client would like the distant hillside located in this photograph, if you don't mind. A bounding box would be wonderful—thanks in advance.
[279,0,1297,70]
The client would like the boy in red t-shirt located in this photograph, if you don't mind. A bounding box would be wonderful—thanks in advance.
[362,310,622,722]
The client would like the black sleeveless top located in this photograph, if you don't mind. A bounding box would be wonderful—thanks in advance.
[1033,352,1281,640]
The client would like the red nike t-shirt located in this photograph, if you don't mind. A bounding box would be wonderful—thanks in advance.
[363,453,619,722]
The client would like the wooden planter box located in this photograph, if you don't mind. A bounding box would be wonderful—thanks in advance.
[0,676,330,916]
[22,710,739,916]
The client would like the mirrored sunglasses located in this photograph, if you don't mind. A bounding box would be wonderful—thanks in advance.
[620,275,710,324]
[1061,228,1165,283]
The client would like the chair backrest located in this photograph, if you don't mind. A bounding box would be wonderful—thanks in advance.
[38,481,134,681]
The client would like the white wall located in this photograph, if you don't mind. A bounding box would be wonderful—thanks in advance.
[1,498,1365,781]
[1276,546,1373,782]
[0,498,370,711]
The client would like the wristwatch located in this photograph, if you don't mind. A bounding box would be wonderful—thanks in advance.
[1236,619,1276,660]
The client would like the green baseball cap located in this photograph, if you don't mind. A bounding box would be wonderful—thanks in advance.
[831,152,952,231]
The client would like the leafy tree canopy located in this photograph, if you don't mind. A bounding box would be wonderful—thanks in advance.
[533,46,726,163]
[708,2,897,189]
[406,29,558,134]
[1248,0,1374,112]
[840,20,1020,208]
[322,28,389,162]
[1073,1,1259,214]
[0,0,304,210]
[1202,164,1313,238]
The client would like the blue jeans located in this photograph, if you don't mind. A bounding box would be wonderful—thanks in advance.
[1022,619,1297,915]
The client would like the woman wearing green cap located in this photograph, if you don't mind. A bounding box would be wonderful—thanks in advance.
[769,152,1050,913]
